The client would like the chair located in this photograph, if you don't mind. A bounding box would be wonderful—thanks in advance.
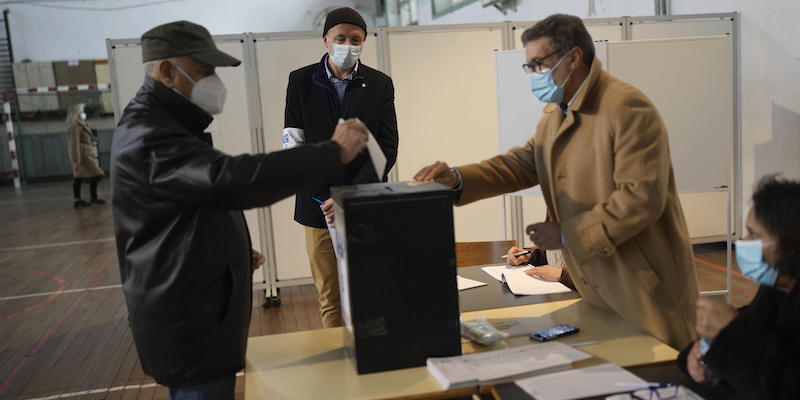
[455,240,518,268]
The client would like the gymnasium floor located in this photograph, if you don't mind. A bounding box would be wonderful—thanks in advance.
[0,180,758,400]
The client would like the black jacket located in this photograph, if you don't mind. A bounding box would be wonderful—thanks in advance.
[679,283,800,399]
[701,283,800,399]
[284,55,399,227]
[110,76,342,385]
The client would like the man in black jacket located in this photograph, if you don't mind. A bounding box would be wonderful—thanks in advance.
[111,21,368,398]
[283,7,399,328]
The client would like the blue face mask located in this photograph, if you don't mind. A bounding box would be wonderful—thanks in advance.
[734,239,778,286]
[528,55,572,104]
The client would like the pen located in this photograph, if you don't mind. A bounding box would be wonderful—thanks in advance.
[501,249,534,259]
[311,197,326,206]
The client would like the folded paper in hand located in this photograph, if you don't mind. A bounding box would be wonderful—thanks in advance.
[426,341,591,390]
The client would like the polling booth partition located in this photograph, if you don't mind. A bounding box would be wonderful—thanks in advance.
[106,12,738,304]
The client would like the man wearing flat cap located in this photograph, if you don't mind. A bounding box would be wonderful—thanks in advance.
[283,7,399,328]
[111,20,369,397]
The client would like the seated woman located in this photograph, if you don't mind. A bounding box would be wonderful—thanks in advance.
[505,246,576,291]
[679,175,800,399]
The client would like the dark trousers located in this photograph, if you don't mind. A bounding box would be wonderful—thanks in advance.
[73,177,100,200]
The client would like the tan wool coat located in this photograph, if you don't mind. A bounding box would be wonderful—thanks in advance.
[458,57,698,350]
[67,120,104,178]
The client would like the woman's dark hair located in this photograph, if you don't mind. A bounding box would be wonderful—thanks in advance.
[520,14,595,67]
[751,175,800,279]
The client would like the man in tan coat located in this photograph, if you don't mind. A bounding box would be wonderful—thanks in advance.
[415,14,698,350]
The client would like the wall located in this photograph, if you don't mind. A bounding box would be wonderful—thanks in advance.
[8,0,376,62]
[418,0,800,234]
[418,0,652,25]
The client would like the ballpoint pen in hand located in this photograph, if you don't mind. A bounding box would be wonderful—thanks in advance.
[311,197,326,206]
[501,247,537,259]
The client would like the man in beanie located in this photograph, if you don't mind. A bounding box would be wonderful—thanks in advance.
[111,20,368,397]
[283,7,399,328]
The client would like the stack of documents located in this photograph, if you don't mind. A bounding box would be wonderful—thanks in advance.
[426,341,591,390]
[481,264,572,295]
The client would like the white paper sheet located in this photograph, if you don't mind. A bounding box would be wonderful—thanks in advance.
[515,364,647,400]
[358,118,387,180]
[457,275,487,291]
[481,265,572,296]
[338,117,387,180]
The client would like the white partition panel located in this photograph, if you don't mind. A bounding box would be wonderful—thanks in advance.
[387,26,506,241]
[253,32,379,282]
[606,36,732,243]
[107,44,146,119]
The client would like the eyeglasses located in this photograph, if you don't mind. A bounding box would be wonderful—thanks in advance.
[628,382,681,400]
[522,50,560,74]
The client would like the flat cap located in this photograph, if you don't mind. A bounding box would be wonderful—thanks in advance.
[141,20,241,66]
[323,7,367,36]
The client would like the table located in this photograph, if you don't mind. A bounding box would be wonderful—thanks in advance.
[245,298,679,400]
[458,264,579,312]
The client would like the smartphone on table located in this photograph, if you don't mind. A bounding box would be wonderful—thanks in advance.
[529,324,579,341]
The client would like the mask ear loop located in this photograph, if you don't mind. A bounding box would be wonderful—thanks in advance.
[173,63,197,85]
[554,50,575,88]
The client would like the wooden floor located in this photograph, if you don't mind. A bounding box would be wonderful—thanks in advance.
[0,180,757,400]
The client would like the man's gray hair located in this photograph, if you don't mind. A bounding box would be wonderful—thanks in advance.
[144,57,182,75]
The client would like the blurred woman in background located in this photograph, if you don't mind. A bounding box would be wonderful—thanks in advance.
[66,103,105,208]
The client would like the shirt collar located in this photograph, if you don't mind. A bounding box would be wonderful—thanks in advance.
[561,73,590,115]
[324,54,359,81]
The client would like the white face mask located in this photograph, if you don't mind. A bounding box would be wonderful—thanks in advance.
[329,43,361,69]
[173,64,227,115]
[80,113,87,121]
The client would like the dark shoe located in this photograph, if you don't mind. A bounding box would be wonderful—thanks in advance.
[74,200,91,208]
[90,198,107,206]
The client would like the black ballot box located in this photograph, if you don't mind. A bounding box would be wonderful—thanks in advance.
[332,181,462,374]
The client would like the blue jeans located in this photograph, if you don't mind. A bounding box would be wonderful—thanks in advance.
[167,376,235,400]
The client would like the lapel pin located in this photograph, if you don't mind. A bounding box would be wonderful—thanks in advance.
[362,83,367,88]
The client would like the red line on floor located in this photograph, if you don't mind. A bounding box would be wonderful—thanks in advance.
[694,257,747,279]
[0,269,66,322]
[0,255,118,396]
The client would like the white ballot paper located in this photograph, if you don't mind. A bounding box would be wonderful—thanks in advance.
[339,117,386,180]
[481,265,572,296]
[426,341,591,390]
[515,363,647,400]
[362,119,386,180]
